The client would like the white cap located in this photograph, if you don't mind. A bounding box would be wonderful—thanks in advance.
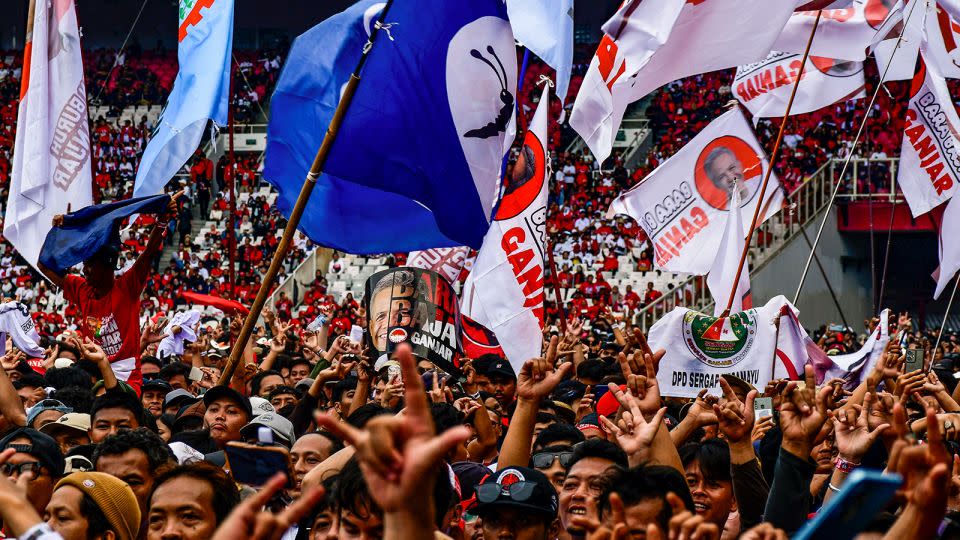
[249,397,275,416]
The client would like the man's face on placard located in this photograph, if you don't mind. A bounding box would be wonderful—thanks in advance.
[369,283,417,352]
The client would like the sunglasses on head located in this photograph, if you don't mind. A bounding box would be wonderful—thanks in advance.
[476,481,538,504]
[531,451,574,469]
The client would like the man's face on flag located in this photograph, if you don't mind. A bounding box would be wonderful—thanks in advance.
[704,147,749,203]
[369,284,417,351]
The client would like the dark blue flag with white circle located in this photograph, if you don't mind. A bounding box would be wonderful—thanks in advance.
[264,0,516,254]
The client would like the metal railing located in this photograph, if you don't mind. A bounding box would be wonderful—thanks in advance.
[631,157,840,331]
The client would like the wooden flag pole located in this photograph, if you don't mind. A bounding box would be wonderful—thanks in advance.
[220,0,395,385]
[719,10,823,318]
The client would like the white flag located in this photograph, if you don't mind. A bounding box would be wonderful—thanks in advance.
[923,3,960,78]
[820,309,890,387]
[934,194,960,298]
[506,0,574,105]
[898,54,960,217]
[461,85,552,371]
[608,108,783,275]
[773,0,901,61]
[570,0,796,163]
[5,0,93,267]
[650,296,801,398]
[872,0,927,82]
[407,247,471,284]
[707,188,753,316]
[734,52,866,118]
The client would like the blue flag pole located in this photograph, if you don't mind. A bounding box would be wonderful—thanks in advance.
[220,0,396,385]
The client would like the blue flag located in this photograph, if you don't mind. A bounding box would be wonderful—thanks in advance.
[264,0,517,254]
[38,195,170,275]
[507,0,574,105]
[133,0,234,197]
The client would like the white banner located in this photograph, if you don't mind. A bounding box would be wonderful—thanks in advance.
[773,0,900,61]
[461,85,552,371]
[898,54,960,217]
[934,194,960,298]
[734,52,866,118]
[608,108,783,275]
[407,247,471,284]
[706,188,752,316]
[570,0,796,163]
[650,296,798,398]
[5,0,93,267]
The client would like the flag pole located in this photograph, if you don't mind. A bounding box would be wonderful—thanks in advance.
[720,10,823,317]
[546,245,568,334]
[227,60,237,294]
[220,0,395,385]
[933,276,960,361]
[794,0,921,303]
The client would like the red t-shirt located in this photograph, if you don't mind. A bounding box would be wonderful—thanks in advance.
[63,263,150,393]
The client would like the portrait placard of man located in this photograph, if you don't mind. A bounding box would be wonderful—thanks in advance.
[365,268,430,353]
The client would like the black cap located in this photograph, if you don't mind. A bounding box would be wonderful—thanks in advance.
[485,358,516,380]
[0,427,65,477]
[203,386,253,419]
[142,379,173,393]
[474,466,558,518]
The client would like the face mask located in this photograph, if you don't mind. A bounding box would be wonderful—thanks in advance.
[277,404,296,418]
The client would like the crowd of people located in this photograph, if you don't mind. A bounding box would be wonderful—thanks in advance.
[3,259,960,539]
[3,14,960,539]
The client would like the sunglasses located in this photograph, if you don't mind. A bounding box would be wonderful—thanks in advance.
[1,461,45,477]
[476,481,538,504]
[531,451,574,469]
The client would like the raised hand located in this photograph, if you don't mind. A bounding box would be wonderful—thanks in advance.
[714,378,756,444]
[576,385,596,423]
[210,473,324,540]
[833,392,889,464]
[599,383,666,465]
[516,336,572,403]
[617,348,665,417]
[316,343,470,515]
[778,364,831,459]
[569,492,630,540]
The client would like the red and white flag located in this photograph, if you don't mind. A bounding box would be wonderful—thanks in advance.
[570,0,796,163]
[461,85,552,371]
[938,0,960,25]
[407,247,471,284]
[819,309,890,387]
[706,187,753,316]
[934,194,960,298]
[924,3,960,79]
[734,52,866,118]
[773,0,900,61]
[608,108,783,275]
[4,0,93,267]
[898,54,960,217]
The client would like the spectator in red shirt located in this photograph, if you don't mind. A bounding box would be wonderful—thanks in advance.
[643,281,663,306]
[38,197,179,393]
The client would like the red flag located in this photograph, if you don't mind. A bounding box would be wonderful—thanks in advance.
[181,292,249,315]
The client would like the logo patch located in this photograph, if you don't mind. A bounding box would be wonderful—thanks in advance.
[497,468,525,495]
[682,310,757,368]
[388,328,408,344]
